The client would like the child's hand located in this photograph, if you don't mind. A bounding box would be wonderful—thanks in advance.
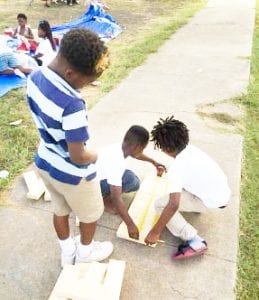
[127,223,139,240]
[144,229,160,245]
[153,162,167,177]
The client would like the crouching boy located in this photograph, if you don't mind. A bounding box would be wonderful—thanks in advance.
[96,125,166,240]
[145,116,230,259]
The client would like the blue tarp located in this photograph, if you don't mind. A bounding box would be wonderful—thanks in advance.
[0,74,26,97]
[52,3,122,40]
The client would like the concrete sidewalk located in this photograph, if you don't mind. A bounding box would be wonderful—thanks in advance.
[0,0,255,299]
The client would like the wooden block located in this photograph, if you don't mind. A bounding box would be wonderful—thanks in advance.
[44,187,51,201]
[23,171,45,200]
[103,259,126,300]
[116,174,168,246]
[48,259,126,300]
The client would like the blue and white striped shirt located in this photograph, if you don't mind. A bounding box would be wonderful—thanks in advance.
[27,67,96,185]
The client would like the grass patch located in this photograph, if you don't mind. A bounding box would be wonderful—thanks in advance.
[198,111,240,126]
[0,89,38,190]
[0,0,206,191]
[236,1,259,299]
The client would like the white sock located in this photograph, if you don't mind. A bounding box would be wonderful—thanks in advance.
[77,240,94,258]
[58,236,76,256]
[188,235,205,250]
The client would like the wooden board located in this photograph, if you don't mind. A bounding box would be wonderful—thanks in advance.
[116,174,168,246]
[44,187,52,202]
[23,170,51,201]
[48,259,126,300]
[23,170,46,200]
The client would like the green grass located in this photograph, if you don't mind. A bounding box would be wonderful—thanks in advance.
[236,1,259,299]
[0,0,206,191]
[198,111,240,126]
[0,89,38,190]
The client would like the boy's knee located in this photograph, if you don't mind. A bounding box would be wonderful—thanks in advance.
[100,179,110,197]
[122,170,140,193]
[131,176,140,192]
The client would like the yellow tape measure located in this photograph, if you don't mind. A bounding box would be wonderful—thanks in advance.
[138,176,164,231]
[137,175,168,232]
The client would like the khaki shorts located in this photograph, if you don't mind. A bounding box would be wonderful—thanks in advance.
[38,169,104,223]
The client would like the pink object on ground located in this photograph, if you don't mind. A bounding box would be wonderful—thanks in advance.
[172,241,208,260]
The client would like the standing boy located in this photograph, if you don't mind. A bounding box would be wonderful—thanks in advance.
[27,29,113,267]
[96,125,166,239]
[145,116,231,259]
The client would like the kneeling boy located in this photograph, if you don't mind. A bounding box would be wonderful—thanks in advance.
[145,116,230,259]
[96,125,166,239]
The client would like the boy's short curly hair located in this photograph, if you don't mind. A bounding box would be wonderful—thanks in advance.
[123,125,149,147]
[60,29,108,76]
[151,115,189,154]
[17,13,27,20]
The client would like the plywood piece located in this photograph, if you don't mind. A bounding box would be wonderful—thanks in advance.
[23,171,45,200]
[116,174,168,246]
[103,259,126,300]
[44,187,52,201]
[48,259,126,300]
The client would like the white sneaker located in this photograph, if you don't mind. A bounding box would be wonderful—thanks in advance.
[76,239,113,263]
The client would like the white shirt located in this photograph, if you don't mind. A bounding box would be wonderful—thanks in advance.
[36,38,56,66]
[167,145,231,208]
[96,143,126,186]
[15,53,38,70]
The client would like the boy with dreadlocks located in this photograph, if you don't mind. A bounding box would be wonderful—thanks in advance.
[144,116,230,259]
[27,29,112,267]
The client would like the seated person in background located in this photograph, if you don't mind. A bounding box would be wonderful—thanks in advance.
[96,125,166,239]
[0,48,37,78]
[33,20,56,66]
[85,0,109,10]
[13,13,34,40]
[67,0,80,6]
[144,116,231,259]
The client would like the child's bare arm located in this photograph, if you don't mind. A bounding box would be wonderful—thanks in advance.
[12,28,18,38]
[145,192,180,245]
[67,142,97,164]
[110,185,139,239]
